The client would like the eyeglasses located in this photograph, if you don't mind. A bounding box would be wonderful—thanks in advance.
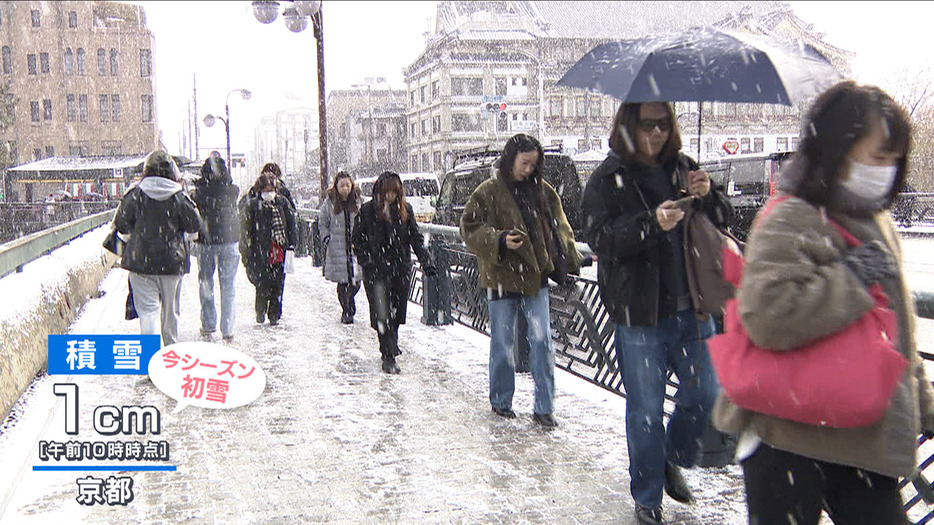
[637,118,671,133]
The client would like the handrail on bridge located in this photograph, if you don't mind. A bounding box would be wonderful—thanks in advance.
[0,209,115,279]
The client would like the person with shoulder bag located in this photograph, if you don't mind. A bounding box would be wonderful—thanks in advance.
[240,172,297,326]
[113,150,202,347]
[580,102,731,525]
[461,133,582,429]
[318,171,362,324]
[712,81,934,525]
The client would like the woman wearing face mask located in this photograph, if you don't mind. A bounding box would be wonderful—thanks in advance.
[712,82,934,525]
[351,171,435,374]
[318,171,362,324]
[461,133,582,428]
[239,172,297,326]
[581,103,731,525]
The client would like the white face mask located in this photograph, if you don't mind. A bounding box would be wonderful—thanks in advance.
[840,161,897,202]
[261,191,276,202]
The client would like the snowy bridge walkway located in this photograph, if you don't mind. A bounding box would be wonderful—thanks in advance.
[0,242,756,525]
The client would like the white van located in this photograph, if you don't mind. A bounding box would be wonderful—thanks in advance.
[356,172,440,223]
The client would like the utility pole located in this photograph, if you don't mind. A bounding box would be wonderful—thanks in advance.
[193,74,199,161]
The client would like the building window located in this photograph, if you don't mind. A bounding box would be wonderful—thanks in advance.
[40,52,49,74]
[776,137,788,151]
[377,148,388,163]
[102,142,122,156]
[78,94,88,122]
[33,148,41,161]
[31,9,40,27]
[43,99,51,121]
[791,137,799,150]
[111,94,120,122]
[376,122,386,137]
[97,48,106,75]
[410,90,415,106]
[433,151,442,170]
[109,48,118,76]
[141,94,153,122]
[70,143,89,156]
[420,85,426,104]
[410,122,417,138]
[45,145,53,158]
[410,154,418,171]
[27,54,37,75]
[77,48,85,75]
[689,138,699,153]
[494,77,507,97]
[451,113,481,132]
[64,48,74,76]
[576,97,587,117]
[590,97,602,118]
[432,115,441,133]
[66,94,76,121]
[99,95,109,122]
[139,49,151,77]
[2,46,10,74]
[548,98,562,118]
[431,80,439,100]
[753,137,764,153]
[740,137,751,153]
[68,11,77,28]
[421,119,427,135]
[450,77,482,97]
[421,152,429,171]
[30,101,39,122]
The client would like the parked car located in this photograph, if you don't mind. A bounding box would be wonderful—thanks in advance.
[357,172,441,223]
[432,147,584,237]
[700,151,793,240]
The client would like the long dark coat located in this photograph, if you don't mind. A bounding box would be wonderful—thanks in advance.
[581,152,731,327]
[239,194,297,285]
[351,199,430,330]
[191,177,240,245]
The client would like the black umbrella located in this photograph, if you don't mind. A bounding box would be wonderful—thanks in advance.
[556,26,843,158]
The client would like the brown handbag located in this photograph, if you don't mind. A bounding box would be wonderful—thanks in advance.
[683,206,744,317]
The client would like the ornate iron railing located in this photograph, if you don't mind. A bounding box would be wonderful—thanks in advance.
[407,231,934,523]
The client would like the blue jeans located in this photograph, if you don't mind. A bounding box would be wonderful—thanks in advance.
[198,243,239,337]
[615,309,718,509]
[487,287,555,416]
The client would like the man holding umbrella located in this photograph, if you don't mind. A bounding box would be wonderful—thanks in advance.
[581,101,731,524]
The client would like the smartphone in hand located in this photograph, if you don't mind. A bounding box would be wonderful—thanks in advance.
[667,196,696,211]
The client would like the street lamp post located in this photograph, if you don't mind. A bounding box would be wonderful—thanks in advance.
[203,89,251,169]
[252,0,329,202]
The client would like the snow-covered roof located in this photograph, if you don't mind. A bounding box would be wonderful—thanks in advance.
[8,155,149,173]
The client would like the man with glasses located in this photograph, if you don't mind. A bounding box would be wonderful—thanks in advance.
[581,102,731,525]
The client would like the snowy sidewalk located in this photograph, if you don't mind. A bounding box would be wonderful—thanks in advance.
[0,254,759,524]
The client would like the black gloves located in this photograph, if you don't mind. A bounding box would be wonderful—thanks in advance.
[842,241,897,286]
[422,265,438,277]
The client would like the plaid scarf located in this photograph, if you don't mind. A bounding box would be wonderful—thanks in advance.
[265,199,288,246]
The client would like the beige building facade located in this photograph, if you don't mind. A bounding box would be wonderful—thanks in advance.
[403,1,853,173]
[0,1,157,201]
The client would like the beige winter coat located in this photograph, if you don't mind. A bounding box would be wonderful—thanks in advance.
[712,195,934,478]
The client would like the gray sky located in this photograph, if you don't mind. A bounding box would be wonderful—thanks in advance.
[132,1,934,159]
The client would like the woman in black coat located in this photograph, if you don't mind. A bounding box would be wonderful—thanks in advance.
[351,171,435,374]
[239,172,297,326]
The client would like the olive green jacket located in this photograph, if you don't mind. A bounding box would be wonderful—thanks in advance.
[460,174,581,296]
[712,195,934,478]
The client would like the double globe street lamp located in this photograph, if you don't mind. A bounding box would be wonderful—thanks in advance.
[203,88,252,171]
[251,0,329,201]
